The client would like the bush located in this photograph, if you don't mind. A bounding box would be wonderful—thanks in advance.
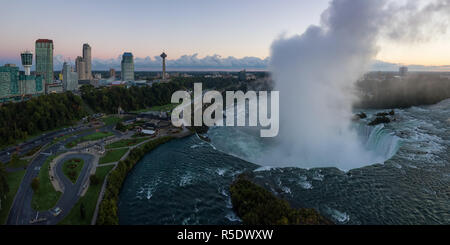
[90,175,100,186]
[31,177,40,192]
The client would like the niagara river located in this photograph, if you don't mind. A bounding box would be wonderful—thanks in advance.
[118,99,450,225]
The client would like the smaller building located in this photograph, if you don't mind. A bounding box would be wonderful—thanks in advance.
[46,82,63,93]
[109,68,116,79]
[62,62,79,91]
[238,69,246,81]
[399,66,408,76]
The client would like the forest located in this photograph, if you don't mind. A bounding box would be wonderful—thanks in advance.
[355,74,450,109]
[230,174,333,225]
[0,92,86,147]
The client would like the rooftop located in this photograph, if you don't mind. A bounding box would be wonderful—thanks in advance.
[36,39,53,43]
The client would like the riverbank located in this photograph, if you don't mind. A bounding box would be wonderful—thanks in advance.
[96,128,193,225]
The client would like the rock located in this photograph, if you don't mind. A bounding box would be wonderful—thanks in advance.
[376,112,389,117]
[389,109,395,116]
[357,112,367,119]
[368,116,390,126]
[198,134,211,142]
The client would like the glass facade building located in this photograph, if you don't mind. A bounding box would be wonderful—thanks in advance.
[35,39,54,88]
[0,64,44,103]
[121,52,134,81]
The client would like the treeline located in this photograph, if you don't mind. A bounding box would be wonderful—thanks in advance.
[81,77,248,115]
[171,76,246,92]
[96,136,173,225]
[0,164,8,210]
[0,92,86,147]
[230,174,333,225]
[80,83,184,114]
[355,74,450,109]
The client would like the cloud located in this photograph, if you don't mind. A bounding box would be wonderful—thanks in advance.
[90,53,270,71]
[0,53,270,71]
[1,53,450,72]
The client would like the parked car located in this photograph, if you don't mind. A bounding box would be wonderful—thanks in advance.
[52,207,62,216]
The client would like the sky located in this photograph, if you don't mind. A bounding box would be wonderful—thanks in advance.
[1,0,450,71]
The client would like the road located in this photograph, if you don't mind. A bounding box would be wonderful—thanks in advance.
[0,125,86,164]
[6,125,113,225]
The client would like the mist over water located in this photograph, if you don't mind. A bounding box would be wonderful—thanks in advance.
[263,0,450,170]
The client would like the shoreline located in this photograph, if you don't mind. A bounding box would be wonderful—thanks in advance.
[95,128,193,225]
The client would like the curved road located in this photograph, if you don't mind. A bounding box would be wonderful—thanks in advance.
[7,153,94,225]
[6,126,114,225]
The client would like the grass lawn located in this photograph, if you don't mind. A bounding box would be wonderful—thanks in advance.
[99,148,128,164]
[101,115,122,126]
[65,131,114,148]
[0,169,26,224]
[106,138,148,149]
[6,158,30,169]
[82,131,114,141]
[24,144,43,157]
[58,165,114,225]
[31,155,62,211]
[62,159,84,184]
[131,103,180,113]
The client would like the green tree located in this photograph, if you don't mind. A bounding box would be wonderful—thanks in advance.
[31,177,39,193]
[90,174,100,185]
[10,153,20,167]
[115,122,126,132]
[0,163,9,209]
[80,202,86,220]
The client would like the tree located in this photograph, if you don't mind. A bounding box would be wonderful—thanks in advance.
[0,163,9,209]
[115,122,126,132]
[80,202,86,220]
[90,175,100,185]
[31,177,39,193]
[10,153,19,167]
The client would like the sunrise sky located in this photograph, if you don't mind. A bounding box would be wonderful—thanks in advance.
[1,0,450,69]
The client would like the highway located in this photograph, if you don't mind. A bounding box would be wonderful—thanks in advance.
[0,125,85,164]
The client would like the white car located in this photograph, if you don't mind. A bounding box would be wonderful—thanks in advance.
[52,207,62,216]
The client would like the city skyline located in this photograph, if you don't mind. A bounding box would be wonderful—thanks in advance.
[1,0,450,70]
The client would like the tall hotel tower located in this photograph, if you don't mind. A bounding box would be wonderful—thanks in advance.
[35,39,54,87]
[82,43,92,79]
[121,52,134,81]
[76,43,92,80]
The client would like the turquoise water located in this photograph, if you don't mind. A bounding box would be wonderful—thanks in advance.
[119,99,450,224]
[118,136,257,225]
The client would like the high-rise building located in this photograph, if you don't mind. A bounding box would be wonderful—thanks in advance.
[121,52,134,81]
[35,39,54,90]
[83,43,92,80]
[1,63,43,103]
[0,65,19,102]
[160,52,167,80]
[75,56,86,80]
[20,51,33,76]
[62,62,78,91]
[109,68,116,79]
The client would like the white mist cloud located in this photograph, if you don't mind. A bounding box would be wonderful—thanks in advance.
[263,0,450,170]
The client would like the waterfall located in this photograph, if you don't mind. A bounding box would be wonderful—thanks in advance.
[354,123,401,161]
